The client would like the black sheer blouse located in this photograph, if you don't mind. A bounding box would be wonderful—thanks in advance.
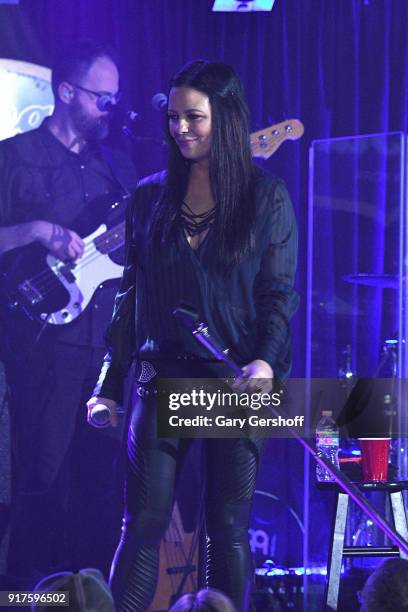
[94,169,299,403]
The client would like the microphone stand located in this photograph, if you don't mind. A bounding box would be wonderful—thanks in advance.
[173,306,408,556]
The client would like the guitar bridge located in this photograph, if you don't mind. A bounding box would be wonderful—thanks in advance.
[18,280,44,305]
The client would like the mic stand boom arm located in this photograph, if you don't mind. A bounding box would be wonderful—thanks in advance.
[173,307,408,556]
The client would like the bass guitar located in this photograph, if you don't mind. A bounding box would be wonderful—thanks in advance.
[1,119,304,326]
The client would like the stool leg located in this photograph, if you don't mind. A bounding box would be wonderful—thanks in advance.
[390,491,408,560]
[325,492,349,611]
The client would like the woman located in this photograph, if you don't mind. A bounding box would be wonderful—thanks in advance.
[87,59,298,612]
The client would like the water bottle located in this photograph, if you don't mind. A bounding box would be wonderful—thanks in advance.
[316,410,340,482]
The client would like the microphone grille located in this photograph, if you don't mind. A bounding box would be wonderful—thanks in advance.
[96,95,113,112]
[152,93,168,111]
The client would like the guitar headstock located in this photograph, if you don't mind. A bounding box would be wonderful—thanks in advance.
[250,119,304,159]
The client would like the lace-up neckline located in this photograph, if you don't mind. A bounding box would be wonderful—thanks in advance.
[180,201,216,237]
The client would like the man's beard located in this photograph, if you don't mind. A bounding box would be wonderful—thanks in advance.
[71,102,110,141]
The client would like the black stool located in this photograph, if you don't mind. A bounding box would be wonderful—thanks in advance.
[322,481,408,610]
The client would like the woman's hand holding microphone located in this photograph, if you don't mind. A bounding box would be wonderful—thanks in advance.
[86,396,119,428]
[232,359,274,394]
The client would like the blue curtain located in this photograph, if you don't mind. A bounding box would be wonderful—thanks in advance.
[2,0,408,375]
[1,0,408,569]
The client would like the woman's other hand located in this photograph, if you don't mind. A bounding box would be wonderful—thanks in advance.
[232,359,274,394]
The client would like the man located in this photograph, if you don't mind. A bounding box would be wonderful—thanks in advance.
[359,558,408,611]
[0,40,136,585]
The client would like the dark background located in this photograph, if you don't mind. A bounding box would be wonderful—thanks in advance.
[2,0,408,378]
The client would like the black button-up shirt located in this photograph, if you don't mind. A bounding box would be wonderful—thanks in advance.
[0,120,136,347]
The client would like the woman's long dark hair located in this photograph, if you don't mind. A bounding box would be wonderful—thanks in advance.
[151,60,257,268]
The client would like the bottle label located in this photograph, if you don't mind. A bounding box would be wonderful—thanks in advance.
[317,436,338,446]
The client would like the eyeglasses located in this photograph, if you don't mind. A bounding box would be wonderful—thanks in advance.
[69,82,122,106]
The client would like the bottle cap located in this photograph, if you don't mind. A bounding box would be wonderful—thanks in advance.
[322,410,332,416]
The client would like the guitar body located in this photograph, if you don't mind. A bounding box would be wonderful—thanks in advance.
[1,223,124,326]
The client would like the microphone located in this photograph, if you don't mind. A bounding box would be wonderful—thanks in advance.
[173,304,243,378]
[96,95,115,112]
[152,93,168,111]
[89,403,111,426]
[96,95,140,121]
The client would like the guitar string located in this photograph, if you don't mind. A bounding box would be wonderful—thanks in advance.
[21,130,293,296]
[31,242,125,296]
[22,227,124,289]
[250,126,296,142]
[20,243,95,292]
[26,128,288,284]
[27,129,285,288]
[22,229,125,293]
[26,243,117,293]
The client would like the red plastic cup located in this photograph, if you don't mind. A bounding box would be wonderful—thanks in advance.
[358,438,391,482]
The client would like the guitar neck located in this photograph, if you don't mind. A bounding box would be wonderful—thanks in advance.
[250,118,304,159]
[91,119,304,254]
[94,221,126,254]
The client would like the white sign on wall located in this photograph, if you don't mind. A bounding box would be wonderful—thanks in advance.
[0,59,54,141]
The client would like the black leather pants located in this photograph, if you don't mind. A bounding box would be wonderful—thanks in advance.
[109,391,262,612]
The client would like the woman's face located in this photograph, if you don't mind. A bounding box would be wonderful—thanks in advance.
[168,86,212,163]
